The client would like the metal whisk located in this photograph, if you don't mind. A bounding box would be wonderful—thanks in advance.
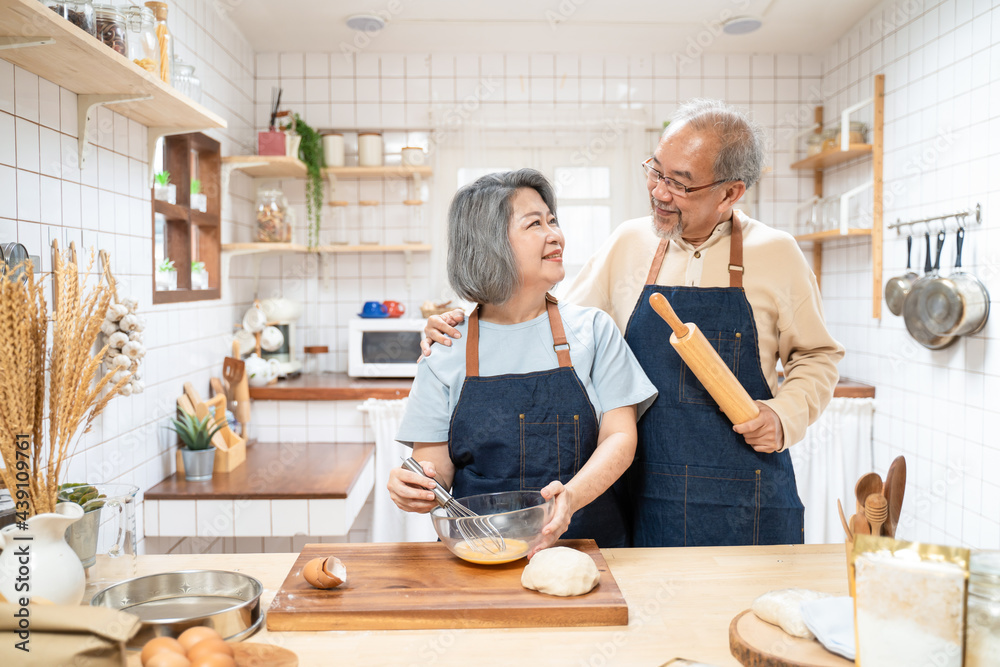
[401,457,506,555]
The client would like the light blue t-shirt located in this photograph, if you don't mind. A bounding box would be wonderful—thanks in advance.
[395,303,658,446]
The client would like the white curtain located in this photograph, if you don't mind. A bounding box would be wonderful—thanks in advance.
[790,397,876,544]
[359,398,438,543]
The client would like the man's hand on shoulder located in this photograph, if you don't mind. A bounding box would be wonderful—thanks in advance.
[420,309,466,357]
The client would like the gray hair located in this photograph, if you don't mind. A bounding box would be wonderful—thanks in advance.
[447,168,557,305]
[665,99,768,190]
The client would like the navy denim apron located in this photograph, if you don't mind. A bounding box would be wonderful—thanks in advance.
[448,295,628,548]
[623,220,804,547]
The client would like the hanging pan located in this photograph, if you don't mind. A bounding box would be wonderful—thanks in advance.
[919,227,990,337]
[884,235,918,316]
[902,230,957,350]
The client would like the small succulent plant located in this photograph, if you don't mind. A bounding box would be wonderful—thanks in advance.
[58,483,106,512]
[154,171,171,186]
[169,411,225,451]
[157,258,176,273]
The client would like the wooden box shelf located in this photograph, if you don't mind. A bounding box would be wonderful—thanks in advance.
[790,145,873,170]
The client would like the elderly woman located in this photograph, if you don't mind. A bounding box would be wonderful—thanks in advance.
[388,169,656,551]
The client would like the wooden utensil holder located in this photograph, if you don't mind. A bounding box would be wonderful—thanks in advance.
[175,391,246,475]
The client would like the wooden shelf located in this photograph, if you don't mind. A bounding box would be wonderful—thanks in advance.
[794,228,872,243]
[0,0,225,131]
[221,156,307,179]
[790,145,873,170]
[222,156,433,181]
[325,166,433,179]
[222,242,431,256]
[248,373,411,401]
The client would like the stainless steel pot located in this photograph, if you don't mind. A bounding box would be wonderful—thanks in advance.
[902,231,957,350]
[885,235,918,316]
[919,227,990,336]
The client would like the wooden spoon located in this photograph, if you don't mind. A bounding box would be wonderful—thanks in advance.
[883,456,906,537]
[852,513,870,536]
[855,472,883,517]
[837,499,853,540]
[864,493,889,537]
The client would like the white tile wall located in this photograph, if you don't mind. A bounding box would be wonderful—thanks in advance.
[0,0,255,556]
[801,0,1000,549]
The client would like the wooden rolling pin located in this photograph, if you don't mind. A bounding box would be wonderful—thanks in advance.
[649,292,760,425]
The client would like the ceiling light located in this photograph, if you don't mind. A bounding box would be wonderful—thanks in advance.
[346,14,386,33]
[722,16,763,35]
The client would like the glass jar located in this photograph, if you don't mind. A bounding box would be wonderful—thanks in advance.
[144,1,172,84]
[967,551,1000,667]
[404,199,424,243]
[172,58,202,103]
[358,201,381,245]
[123,6,159,74]
[320,201,349,245]
[45,0,95,36]
[805,132,824,157]
[93,4,127,56]
[256,189,291,243]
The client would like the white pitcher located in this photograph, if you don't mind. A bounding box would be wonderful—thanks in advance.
[0,502,86,605]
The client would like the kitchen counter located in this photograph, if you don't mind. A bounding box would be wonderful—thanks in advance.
[250,373,874,401]
[248,373,411,401]
[126,543,847,666]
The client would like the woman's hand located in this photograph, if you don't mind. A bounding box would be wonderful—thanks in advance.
[420,309,466,356]
[387,460,440,514]
[529,481,577,558]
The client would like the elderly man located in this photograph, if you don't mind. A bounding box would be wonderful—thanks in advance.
[426,99,844,547]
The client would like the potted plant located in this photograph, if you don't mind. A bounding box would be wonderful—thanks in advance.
[284,113,324,248]
[191,260,208,289]
[58,483,106,568]
[156,258,176,291]
[169,411,225,481]
[153,171,176,204]
[190,178,208,212]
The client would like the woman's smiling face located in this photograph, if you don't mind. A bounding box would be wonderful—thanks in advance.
[508,187,565,292]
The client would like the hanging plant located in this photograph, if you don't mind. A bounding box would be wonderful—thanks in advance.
[289,113,324,247]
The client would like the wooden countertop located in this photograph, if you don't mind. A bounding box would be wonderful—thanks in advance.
[249,373,411,401]
[145,442,374,500]
[251,373,874,401]
[123,543,848,666]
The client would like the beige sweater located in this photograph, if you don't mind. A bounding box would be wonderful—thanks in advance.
[562,210,845,448]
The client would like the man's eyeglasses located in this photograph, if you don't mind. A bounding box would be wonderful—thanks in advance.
[641,158,731,196]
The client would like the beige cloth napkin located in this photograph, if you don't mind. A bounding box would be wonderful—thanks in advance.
[0,601,140,666]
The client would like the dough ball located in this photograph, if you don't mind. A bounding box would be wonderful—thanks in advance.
[521,547,600,596]
[751,588,830,639]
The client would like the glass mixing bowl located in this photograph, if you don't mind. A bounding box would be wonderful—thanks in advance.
[431,491,554,565]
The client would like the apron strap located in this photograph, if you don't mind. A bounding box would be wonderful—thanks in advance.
[466,306,481,377]
[545,293,573,369]
[644,216,745,288]
[729,215,744,288]
[465,295,573,377]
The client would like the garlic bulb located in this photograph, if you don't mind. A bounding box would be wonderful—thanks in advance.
[122,341,145,360]
[119,314,138,332]
[106,304,128,322]
[108,332,129,349]
[112,370,129,384]
[130,380,145,394]
[118,383,133,397]
[110,353,131,369]
[128,331,143,343]
[133,317,146,333]
[101,319,118,336]
[122,298,138,313]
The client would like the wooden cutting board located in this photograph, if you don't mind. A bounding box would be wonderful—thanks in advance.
[729,610,853,667]
[266,540,627,631]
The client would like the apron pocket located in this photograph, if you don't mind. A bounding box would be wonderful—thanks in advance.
[636,462,760,547]
[679,330,741,406]
[518,411,580,490]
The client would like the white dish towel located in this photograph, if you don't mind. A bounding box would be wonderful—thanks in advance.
[359,398,438,544]
[800,596,856,661]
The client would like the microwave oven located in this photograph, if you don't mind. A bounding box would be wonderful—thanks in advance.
[347,318,425,378]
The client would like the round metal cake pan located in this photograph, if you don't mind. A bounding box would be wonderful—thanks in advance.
[90,569,263,647]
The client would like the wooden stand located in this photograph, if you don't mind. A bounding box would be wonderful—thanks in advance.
[175,383,246,475]
[729,609,853,667]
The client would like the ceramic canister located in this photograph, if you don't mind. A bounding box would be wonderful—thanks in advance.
[401,146,425,166]
[323,133,345,167]
[358,133,383,167]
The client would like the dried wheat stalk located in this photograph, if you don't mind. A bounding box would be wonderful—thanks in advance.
[0,250,130,516]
